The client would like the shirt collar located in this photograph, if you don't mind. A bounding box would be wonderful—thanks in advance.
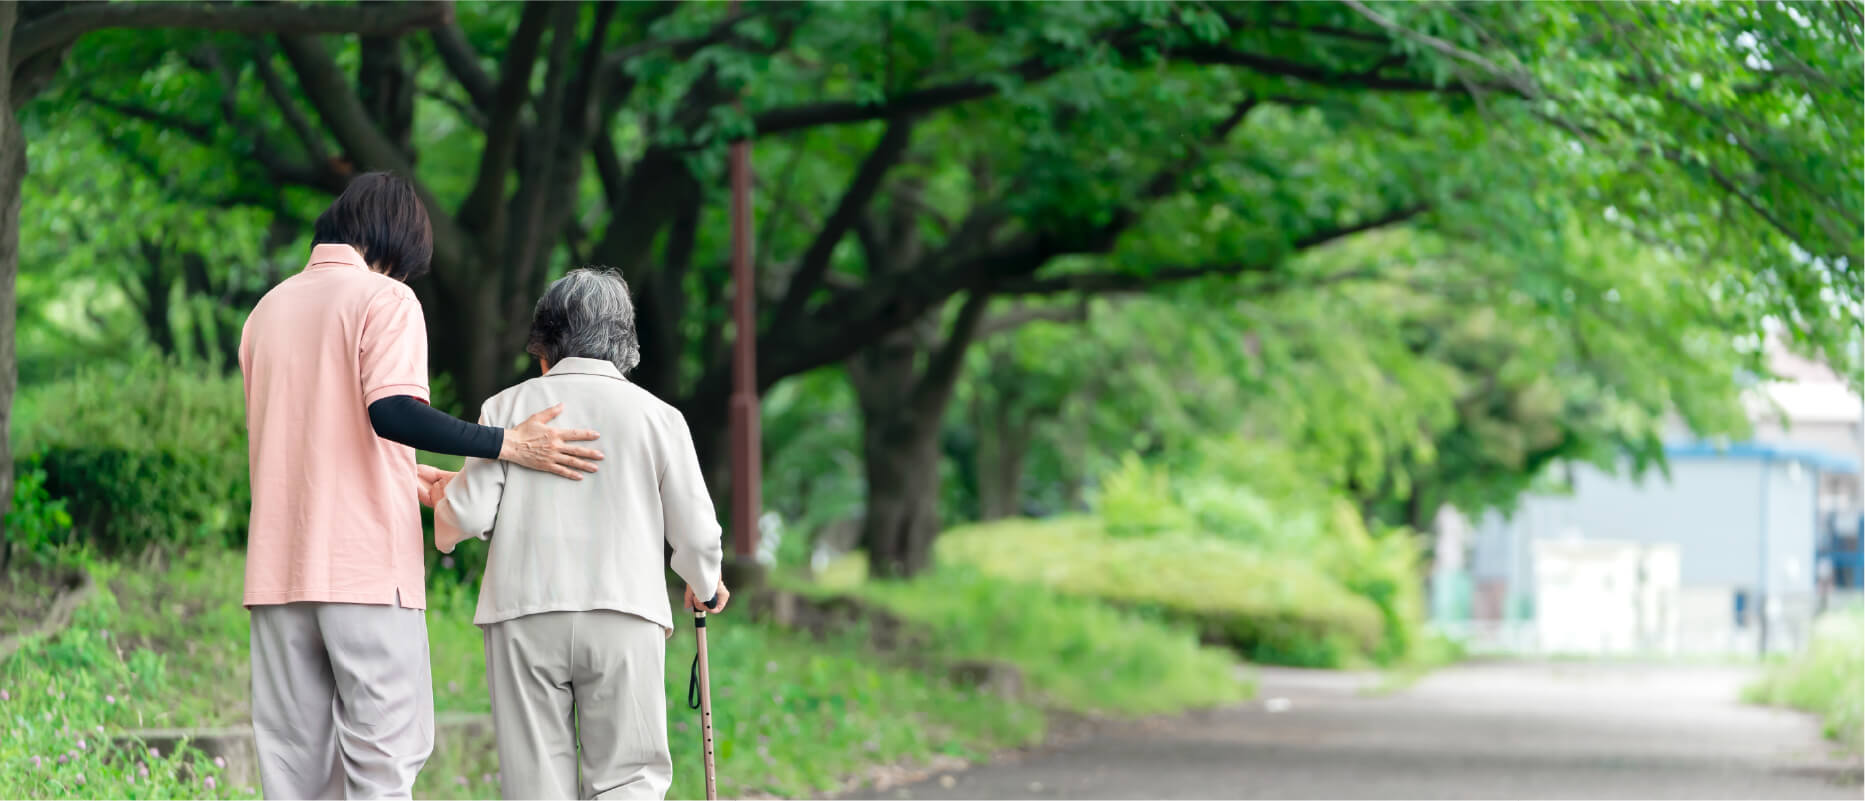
[547,357,626,380]
[306,243,370,271]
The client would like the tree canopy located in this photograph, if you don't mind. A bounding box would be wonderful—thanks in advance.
[7,0,1860,574]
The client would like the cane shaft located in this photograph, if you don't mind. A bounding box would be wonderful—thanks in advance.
[696,612,717,801]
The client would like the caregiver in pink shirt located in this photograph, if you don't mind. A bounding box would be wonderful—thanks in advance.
[239,172,601,799]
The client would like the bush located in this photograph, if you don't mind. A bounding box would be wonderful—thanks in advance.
[11,360,249,553]
[1085,443,1432,666]
[4,463,74,561]
[933,518,1390,667]
[1092,454,1195,538]
[1746,606,1863,752]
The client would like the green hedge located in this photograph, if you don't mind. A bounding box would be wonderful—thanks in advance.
[1086,451,1430,666]
[932,518,1391,667]
[11,361,249,553]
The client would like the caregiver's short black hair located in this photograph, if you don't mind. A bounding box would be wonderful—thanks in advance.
[313,171,433,282]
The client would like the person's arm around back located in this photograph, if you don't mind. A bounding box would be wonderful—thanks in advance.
[662,412,727,613]
[359,284,603,479]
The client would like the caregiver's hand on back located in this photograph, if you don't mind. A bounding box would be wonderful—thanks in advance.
[500,403,604,479]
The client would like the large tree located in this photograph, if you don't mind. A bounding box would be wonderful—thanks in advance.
[28,1,1862,572]
[3,0,449,537]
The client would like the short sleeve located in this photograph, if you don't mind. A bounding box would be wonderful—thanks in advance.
[359,287,431,406]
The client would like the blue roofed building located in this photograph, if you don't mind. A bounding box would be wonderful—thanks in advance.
[1432,346,1862,656]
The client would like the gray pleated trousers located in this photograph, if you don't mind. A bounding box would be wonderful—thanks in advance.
[249,602,435,800]
[484,610,672,800]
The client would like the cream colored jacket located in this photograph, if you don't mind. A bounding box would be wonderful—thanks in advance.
[435,357,723,631]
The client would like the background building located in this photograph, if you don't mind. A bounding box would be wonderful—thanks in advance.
[1434,346,1863,656]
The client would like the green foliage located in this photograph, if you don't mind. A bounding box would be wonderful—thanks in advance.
[807,562,1251,716]
[1078,439,1433,667]
[4,464,74,558]
[0,560,246,800]
[1092,454,1195,538]
[1746,607,1864,753]
[11,359,248,553]
[760,368,866,558]
[930,518,1391,668]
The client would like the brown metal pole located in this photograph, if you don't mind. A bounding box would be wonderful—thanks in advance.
[727,93,760,560]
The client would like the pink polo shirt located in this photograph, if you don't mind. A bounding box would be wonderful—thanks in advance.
[239,243,431,609]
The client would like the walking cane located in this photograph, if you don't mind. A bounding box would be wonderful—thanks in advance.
[688,594,722,801]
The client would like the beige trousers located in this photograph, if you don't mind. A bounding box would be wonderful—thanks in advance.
[249,602,435,800]
[485,610,671,800]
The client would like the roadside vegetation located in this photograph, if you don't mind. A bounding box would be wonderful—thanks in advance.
[1746,606,1864,754]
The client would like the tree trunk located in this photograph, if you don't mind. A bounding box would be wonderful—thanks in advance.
[860,410,944,579]
[1,2,22,532]
[975,395,1030,521]
[417,252,523,414]
[847,293,989,579]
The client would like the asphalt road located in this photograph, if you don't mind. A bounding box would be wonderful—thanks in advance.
[861,661,1861,800]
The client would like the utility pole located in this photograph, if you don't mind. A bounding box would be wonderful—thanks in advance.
[727,0,761,562]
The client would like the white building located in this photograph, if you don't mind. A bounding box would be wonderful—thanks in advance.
[1435,347,1862,656]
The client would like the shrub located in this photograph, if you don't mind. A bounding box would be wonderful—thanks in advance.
[11,360,249,553]
[1087,444,1432,666]
[934,518,1389,667]
[1092,454,1195,538]
[1746,606,1863,752]
[4,463,74,561]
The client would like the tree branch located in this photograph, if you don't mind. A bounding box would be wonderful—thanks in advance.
[751,55,1058,138]
[1176,46,1464,93]
[914,291,992,417]
[80,86,340,194]
[76,90,215,143]
[251,41,333,166]
[977,300,1090,339]
[456,3,549,231]
[13,1,452,70]
[275,30,468,264]
[772,117,917,329]
[600,7,760,75]
[992,202,1433,295]
[502,2,583,298]
[1338,0,1539,98]
[429,22,496,112]
[419,85,487,129]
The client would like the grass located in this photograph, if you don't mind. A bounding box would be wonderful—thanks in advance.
[3,529,1263,799]
[805,564,1252,716]
[0,548,1047,800]
[0,556,247,800]
[1745,606,1863,753]
[917,518,1392,667]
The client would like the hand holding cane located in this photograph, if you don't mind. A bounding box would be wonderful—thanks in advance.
[688,591,724,801]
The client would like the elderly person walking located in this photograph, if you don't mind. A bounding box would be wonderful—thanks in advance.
[240,172,606,799]
[432,267,728,800]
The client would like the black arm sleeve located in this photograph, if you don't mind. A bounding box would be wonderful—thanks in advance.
[367,395,504,459]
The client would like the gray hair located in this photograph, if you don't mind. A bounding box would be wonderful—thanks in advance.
[526,268,641,375]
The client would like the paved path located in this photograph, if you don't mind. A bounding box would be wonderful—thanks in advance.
[867,661,1860,800]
